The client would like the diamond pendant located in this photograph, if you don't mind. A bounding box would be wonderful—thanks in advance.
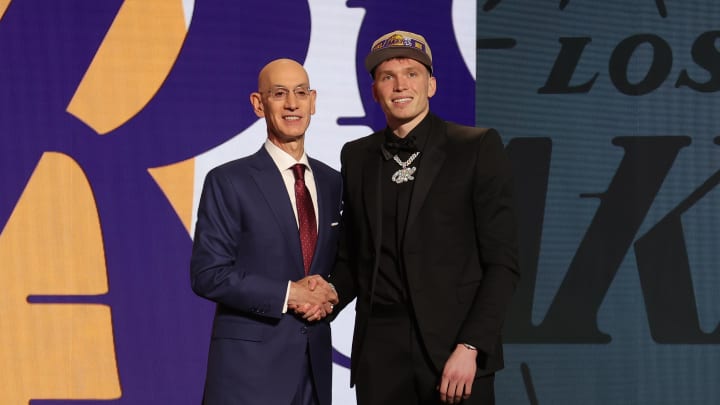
[391,152,420,184]
[392,166,417,184]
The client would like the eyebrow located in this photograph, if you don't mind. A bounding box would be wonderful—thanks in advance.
[269,83,310,89]
[376,66,420,76]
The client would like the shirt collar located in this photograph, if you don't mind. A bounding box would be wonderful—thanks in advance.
[264,138,311,172]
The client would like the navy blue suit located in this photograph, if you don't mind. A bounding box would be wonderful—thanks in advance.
[190,146,342,405]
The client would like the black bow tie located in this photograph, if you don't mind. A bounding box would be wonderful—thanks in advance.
[382,134,417,157]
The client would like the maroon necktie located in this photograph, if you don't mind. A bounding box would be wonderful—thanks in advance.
[292,164,317,275]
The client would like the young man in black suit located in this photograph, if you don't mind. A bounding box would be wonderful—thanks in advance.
[330,31,520,405]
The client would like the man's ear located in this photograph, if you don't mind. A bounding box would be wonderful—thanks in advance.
[309,89,317,115]
[427,76,437,98]
[250,93,264,118]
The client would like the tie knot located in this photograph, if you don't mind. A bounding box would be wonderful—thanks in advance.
[292,163,306,181]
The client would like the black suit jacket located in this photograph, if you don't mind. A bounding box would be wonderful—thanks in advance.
[331,113,519,384]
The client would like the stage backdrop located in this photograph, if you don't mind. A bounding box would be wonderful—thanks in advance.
[0,1,717,404]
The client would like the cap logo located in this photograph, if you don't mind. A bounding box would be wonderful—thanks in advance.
[365,30,433,74]
[372,34,428,55]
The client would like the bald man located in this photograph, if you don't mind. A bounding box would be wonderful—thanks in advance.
[191,58,342,405]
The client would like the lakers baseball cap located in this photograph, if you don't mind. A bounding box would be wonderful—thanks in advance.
[364,30,433,74]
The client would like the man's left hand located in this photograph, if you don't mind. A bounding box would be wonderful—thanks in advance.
[438,344,477,404]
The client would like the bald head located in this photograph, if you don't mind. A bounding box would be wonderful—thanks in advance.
[250,58,317,160]
[257,58,310,92]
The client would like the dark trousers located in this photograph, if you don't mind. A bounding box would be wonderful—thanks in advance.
[290,345,320,405]
[355,304,495,405]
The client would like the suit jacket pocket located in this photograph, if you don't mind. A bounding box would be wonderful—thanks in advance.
[212,317,267,342]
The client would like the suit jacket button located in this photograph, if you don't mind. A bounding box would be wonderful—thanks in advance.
[300,326,308,334]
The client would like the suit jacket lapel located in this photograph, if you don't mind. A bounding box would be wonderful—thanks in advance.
[361,138,384,253]
[407,118,447,229]
[250,148,304,276]
[309,159,331,275]
[358,136,385,305]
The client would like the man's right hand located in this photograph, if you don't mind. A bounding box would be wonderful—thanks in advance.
[287,275,338,321]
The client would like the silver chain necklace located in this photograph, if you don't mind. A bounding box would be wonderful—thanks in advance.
[391,152,420,184]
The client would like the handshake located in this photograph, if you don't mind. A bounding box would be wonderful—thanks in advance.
[287,275,339,322]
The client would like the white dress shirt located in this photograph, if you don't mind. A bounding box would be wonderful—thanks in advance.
[264,139,319,230]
